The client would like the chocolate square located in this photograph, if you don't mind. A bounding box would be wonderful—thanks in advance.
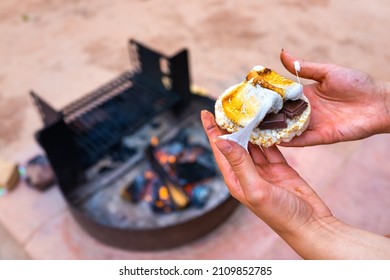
[280,99,308,118]
[258,113,287,130]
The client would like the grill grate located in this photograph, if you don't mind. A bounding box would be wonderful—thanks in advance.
[65,75,181,168]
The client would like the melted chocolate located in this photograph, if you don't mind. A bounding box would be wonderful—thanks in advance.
[280,99,308,118]
[258,113,287,129]
[257,99,308,130]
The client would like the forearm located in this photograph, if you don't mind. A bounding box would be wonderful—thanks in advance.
[281,216,390,259]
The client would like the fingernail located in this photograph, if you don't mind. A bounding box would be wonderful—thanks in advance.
[201,110,210,117]
[214,138,232,153]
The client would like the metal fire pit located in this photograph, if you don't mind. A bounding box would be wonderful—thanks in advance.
[31,39,238,251]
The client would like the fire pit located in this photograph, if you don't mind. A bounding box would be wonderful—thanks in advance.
[30,39,238,250]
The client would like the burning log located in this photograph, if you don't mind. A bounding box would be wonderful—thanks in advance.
[145,144,190,210]
[174,144,216,184]
[151,181,175,213]
[121,132,217,213]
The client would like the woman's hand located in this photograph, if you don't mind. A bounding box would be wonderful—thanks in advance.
[201,110,390,259]
[280,50,390,146]
[201,110,333,254]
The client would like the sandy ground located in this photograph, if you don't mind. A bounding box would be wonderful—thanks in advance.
[1,0,390,160]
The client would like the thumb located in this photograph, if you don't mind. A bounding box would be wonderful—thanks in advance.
[214,138,264,192]
[280,49,330,82]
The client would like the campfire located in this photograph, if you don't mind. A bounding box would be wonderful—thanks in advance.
[31,39,238,250]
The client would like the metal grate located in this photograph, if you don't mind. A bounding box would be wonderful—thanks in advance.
[65,75,181,168]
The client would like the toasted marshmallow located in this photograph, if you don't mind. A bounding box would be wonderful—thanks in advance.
[221,82,283,127]
[217,66,306,150]
[246,66,303,99]
[221,66,303,126]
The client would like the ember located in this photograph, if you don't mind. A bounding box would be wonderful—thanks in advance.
[121,131,216,213]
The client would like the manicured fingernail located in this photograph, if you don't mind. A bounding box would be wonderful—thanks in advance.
[214,138,232,153]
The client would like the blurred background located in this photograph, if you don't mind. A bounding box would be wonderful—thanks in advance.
[0,0,389,259]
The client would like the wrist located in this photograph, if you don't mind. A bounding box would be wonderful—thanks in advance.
[282,215,342,259]
[284,215,390,259]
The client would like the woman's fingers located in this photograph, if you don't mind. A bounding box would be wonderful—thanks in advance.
[278,129,328,147]
[200,110,244,198]
[248,143,268,165]
[213,137,272,205]
[248,143,288,164]
[280,49,331,82]
[262,145,287,164]
[200,110,234,174]
[201,111,271,206]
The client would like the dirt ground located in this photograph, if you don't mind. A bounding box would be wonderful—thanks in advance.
[1,0,390,158]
